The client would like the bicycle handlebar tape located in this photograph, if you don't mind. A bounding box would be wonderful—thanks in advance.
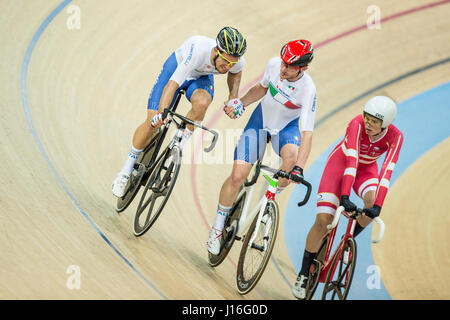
[244,161,261,187]
[162,108,170,120]
[297,180,312,207]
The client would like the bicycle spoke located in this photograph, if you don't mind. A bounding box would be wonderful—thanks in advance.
[322,238,356,300]
[144,196,157,226]
[333,282,344,300]
[237,200,279,294]
[337,263,350,284]
[133,145,182,237]
[137,190,154,216]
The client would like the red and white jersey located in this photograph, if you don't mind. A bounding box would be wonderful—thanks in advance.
[336,115,403,207]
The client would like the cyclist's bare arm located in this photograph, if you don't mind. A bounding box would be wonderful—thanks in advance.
[224,82,268,118]
[241,83,268,106]
[296,130,313,169]
[150,80,180,128]
[158,80,180,113]
[226,71,242,100]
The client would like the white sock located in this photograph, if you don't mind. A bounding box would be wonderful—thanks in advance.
[179,128,193,150]
[213,203,232,232]
[120,145,143,175]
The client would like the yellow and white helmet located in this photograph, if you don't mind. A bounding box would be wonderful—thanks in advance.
[216,27,247,57]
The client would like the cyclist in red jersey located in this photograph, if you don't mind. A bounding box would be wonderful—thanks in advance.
[292,96,404,299]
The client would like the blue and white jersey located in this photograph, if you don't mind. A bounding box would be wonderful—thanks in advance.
[170,36,245,85]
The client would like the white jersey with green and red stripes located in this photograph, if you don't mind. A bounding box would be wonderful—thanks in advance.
[259,57,317,134]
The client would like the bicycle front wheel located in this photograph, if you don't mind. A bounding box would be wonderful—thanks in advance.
[236,200,279,295]
[208,190,246,267]
[322,237,357,300]
[133,146,181,237]
[116,129,163,213]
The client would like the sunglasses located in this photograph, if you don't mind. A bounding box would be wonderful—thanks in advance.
[217,50,240,66]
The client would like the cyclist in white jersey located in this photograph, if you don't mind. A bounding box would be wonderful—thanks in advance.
[112,27,247,197]
[207,39,317,255]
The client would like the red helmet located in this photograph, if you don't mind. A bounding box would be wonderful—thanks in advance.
[280,39,314,67]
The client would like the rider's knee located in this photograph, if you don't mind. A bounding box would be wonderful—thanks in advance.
[314,213,333,233]
[280,146,298,171]
[283,154,297,171]
[363,191,376,208]
[191,91,211,112]
[229,169,248,188]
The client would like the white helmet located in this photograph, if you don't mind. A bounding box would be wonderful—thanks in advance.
[363,96,397,128]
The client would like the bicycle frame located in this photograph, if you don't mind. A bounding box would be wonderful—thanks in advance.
[235,168,279,249]
[145,90,186,170]
[236,161,311,248]
[318,206,385,283]
[147,89,219,173]
[318,212,355,283]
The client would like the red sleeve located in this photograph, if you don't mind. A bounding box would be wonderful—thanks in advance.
[340,119,362,197]
[374,131,404,207]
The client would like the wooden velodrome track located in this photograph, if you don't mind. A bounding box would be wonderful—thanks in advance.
[1,0,449,299]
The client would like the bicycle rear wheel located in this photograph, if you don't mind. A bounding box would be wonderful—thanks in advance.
[321,237,357,300]
[116,129,163,213]
[236,200,279,295]
[133,146,181,236]
[208,190,246,267]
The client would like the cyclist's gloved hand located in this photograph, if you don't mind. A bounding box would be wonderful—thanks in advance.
[227,98,246,119]
[363,205,381,219]
[288,165,304,183]
[340,195,357,212]
[151,112,167,128]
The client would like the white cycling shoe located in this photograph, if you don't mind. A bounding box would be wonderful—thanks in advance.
[112,172,131,198]
[206,228,222,255]
[292,275,308,299]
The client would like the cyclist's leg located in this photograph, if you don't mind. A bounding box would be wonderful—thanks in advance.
[207,105,266,254]
[112,53,179,197]
[299,149,346,274]
[169,75,214,150]
[352,163,379,235]
[120,52,178,167]
[293,148,347,298]
[139,52,180,148]
[184,75,214,131]
[274,118,302,191]
[216,104,266,224]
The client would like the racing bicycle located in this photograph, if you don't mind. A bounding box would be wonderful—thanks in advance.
[302,205,385,300]
[115,90,218,237]
[208,159,312,295]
